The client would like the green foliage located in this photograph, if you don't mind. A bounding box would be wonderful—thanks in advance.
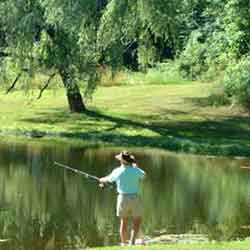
[222,57,250,110]
[127,62,189,85]
[0,0,104,109]
[98,0,191,69]
[1,0,250,111]
[0,0,195,110]
[99,62,189,86]
[178,31,207,80]
[177,0,250,84]
[221,0,250,57]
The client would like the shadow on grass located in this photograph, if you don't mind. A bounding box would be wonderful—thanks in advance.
[184,94,231,107]
[20,109,250,156]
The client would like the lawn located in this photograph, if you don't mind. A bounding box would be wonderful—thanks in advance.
[1,82,250,156]
[88,240,250,250]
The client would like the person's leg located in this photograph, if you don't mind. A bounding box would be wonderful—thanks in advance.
[130,216,142,245]
[120,217,129,244]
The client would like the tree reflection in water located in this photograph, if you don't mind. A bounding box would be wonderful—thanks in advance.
[0,143,250,249]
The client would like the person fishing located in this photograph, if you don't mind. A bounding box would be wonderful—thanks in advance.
[99,150,145,246]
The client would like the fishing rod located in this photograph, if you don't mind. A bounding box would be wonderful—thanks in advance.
[54,162,115,189]
[54,161,100,183]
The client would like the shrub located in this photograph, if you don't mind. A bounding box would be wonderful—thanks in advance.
[178,31,208,80]
[140,62,190,85]
[99,62,190,86]
[207,84,231,107]
[222,57,250,110]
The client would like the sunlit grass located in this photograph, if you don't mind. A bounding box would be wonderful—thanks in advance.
[88,240,250,250]
[0,83,207,134]
[0,82,250,156]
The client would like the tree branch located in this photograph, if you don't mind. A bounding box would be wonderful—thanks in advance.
[5,68,29,94]
[6,72,23,94]
[37,73,56,100]
[0,51,10,58]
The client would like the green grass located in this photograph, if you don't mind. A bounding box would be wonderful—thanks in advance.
[88,240,250,250]
[1,82,250,156]
[100,63,191,86]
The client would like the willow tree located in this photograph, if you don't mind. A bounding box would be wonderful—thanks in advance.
[1,0,188,112]
[98,0,188,70]
[1,0,106,112]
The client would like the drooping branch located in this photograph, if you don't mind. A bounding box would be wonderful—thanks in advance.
[6,72,23,94]
[0,51,10,58]
[37,73,56,100]
[5,68,29,94]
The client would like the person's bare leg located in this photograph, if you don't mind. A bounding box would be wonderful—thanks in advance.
[120,217,128,244]
[130,216,142,245]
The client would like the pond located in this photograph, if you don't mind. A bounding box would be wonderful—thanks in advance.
[0,141,250,249]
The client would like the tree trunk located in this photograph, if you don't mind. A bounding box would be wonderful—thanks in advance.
[66,90,86,113]
[60,70,86,113]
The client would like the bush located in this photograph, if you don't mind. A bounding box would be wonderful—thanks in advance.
[140,62,190,85]
[178,31,208,80]
[207,84,231,107]
[99,62,190,86]
[222,57,250,110]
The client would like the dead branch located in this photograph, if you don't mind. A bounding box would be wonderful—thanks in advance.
[37,73,56,100]
[6,72,23,94]
[0,51,10,58]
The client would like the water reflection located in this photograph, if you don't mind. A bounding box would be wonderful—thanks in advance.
[0,142,250,249]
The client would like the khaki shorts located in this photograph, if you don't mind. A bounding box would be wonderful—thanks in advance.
[116,194,143,217]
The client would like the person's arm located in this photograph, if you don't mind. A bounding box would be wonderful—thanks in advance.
[99,176,110,188]
[99,176,110,183]
[99,168,119,187]
[137,167,146,179]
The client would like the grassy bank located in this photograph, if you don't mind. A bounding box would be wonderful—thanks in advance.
[1,82,250,156]
[88,240,250,250]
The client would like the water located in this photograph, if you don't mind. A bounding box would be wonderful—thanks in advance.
[0,141,250,249]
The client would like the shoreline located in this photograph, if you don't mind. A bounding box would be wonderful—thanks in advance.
[1,129,250,157]
[1,83,250,157]
[87,239,250,250]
